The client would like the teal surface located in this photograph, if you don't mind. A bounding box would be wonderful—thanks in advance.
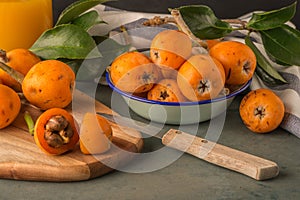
[1,83,299,200]
[1,1,299,199]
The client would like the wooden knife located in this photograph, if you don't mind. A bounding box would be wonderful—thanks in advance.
[98,112,279,181]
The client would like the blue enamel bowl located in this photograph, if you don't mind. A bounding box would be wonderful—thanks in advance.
[106,72,251,125]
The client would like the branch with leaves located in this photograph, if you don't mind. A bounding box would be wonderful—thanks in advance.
[30,0,130,81]
[167,1,299,86]
[30,0,299,86]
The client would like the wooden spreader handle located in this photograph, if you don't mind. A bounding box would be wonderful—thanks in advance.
[161,129,279,181]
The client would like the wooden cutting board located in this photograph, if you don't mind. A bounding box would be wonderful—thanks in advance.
[0,90,143,182]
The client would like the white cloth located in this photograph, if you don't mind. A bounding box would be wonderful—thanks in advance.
[92,5,300,138]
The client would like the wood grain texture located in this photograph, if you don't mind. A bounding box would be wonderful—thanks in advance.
[162,129,279,181]
[0,90,143,182]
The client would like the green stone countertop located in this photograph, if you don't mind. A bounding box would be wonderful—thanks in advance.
[1,82,299,200]
[1,1,299,199]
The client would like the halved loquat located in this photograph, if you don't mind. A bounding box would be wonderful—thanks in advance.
[34,108,79,155]
[79,113,113,155]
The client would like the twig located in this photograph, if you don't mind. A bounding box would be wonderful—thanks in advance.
[143,16,176,26]
[143,13,249,42]
[222,19,248,29]
[18,92,42,111]
[0,61,24,84]
[170,9,207,48]
[142,14,207,47]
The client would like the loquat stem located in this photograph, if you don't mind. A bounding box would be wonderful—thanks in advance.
[0,49,8,63]
[24,111,35,136]
[0,61,24,84]
[119,25,137,52]
[120,25,131,45]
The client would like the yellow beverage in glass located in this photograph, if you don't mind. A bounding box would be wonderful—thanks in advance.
[0,0,53,51]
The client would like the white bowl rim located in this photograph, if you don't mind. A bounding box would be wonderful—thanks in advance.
[106,72,251,106]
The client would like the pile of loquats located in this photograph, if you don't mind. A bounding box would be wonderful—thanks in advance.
[109,29,285,134]
[0,30,286,156]
[0,48,112,156]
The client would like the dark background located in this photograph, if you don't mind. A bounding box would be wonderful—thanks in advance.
[53,0,300,28]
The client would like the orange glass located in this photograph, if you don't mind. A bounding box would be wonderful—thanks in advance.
[0,0,53,51]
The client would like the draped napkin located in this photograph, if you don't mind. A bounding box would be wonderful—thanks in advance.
[90,4,300,138]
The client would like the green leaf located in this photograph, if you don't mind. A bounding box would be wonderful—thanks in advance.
[30,24,101,60]
[56,0,110,26]
[255,65,286,86]
[72,10,105,31]
[260,24,300,66]
[247,1,297,30]
[73,38,131,81]
[245,35,287,85]
[176,5,233,39]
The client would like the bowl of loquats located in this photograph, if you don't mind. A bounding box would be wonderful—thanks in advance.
[106,29,254,125]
